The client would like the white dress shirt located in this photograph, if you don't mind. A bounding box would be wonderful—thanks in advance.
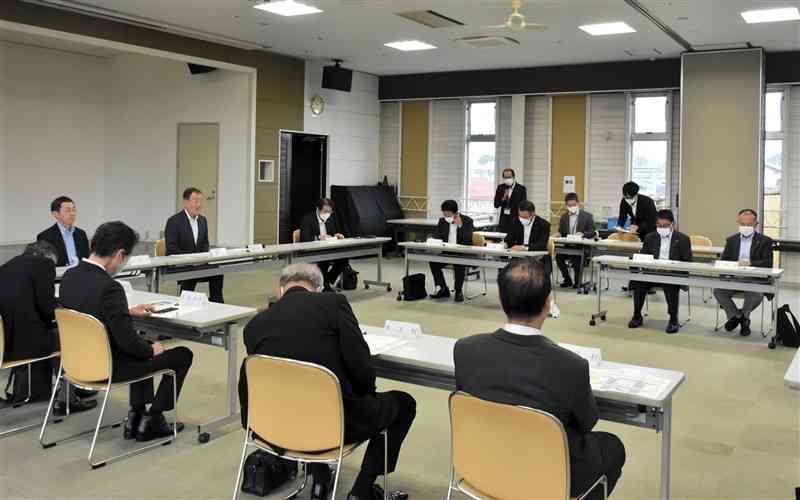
[448,219,458,243]
[318,213,328,238]
[739,234,753,261]
[569,213,578,234]
[185,210,199,245]
[82,257,107,273]
[522,219,533,246]
[658,232,672,260]
[503,323,542,336]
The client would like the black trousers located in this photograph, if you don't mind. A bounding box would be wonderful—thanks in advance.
[556,254,583,284]
[317,260,348,289]
[572,432,626,500]
[632,281,680,322]
[429,263,465,292]
[180,275,224,303]
[112,346,193,413]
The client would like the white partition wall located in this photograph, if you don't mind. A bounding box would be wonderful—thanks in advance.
[428,99,466,217]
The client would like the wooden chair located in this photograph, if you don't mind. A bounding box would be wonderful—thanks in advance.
[40,309,177,469]
[689,235,713,302]
[607,232,639,242]
[462,233,488,300]
[292,229,301,244]
[0,316,60,438]
[447,392,606,500]
[155,239,167,257]
[232,355,389,500]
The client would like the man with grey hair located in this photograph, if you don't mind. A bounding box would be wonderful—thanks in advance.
[239,263,416,500]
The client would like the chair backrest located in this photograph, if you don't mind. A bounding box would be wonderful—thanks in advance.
[547,237,556,258]
[449,392,570,500]
[0,315,5,366]
[292,229,301,244]
[54,309,112,383]
[472,233,486,247]
[606,232,622,241]
[245,355,343,452]
[690,235,713,248]
[155,239,167,257]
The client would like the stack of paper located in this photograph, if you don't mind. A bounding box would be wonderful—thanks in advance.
[364,335,409,356]
[559,343,601,367]
[589,367,671,400]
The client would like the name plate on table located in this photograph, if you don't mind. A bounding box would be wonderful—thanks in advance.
[714,260,739,269]
[127,254,151,266]
[180,291,209,308]
[384,320,423,339]
[485,242,505,251]
[248,244,264,252]
[426,238,444,246]
[566,234,583,241]
[632,253,654,262]
[363,321,423,356]
[115,280,134,294]
[559,343,602,367]
[209,248,228,257]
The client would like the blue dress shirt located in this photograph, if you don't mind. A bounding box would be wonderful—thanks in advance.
[739,234,753,262]
[58,223,78,266]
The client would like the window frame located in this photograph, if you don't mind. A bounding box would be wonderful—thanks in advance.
[464,99,499,214]
[763,86,787,237]
[626,92,672,208]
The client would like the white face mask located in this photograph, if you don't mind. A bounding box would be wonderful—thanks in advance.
[739,225,755,237]
[504,178,514,187]
[519,217,532,226]
[625,196,637,205]
[319,212,331,222]
[567,205,579,215]
[444,216,454,224]
[657,227,672,238]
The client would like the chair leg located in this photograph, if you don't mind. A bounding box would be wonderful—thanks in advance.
[331,456,343,500]
[382,430,389,500]
[445,467,455,500]
[0,363,42,438]
[39,365,64,447]
[231,433,251,500]
[87,386,112,468]
[714,304,721,332]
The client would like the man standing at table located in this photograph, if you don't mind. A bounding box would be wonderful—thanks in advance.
[628,209,693,334]
[454,259,626,500]
[504,200,552,276]
[557,192,595,288]
[713,209,774,337]
[494,168,527,234]
[616,181,657,240]
[429,200,474,303]
[37,196,90,268]
[299,198,348,292]
[164,187,224,303]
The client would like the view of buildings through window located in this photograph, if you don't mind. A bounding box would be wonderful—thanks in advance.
[465,101,496,214]
[629,94,669,207]
[764,89,784,238]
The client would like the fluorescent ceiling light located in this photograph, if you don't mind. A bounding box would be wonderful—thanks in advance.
[741,7,800,24]
[384,40,437,51]
[579,22,636,36]
[254,1,322,17]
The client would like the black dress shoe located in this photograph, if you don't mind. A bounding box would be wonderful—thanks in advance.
[454,291,464,303]
[665,322,680,334]
[628,317,643,329]
[135,412,184,442]
[740,317,752,336]
[348,485,409,500]
[53,398,97,416]
[724,315,741,332]
[429,287,450,299]
[560,280,574,288]
[124,409,144,440]
[74,388,98,398]
[310,468,333,500]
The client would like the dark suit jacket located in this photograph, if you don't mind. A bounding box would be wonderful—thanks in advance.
[504,216,551,251]
[36,223,89,267]
[720,232,774,268]
[0,255,57,360]
[493,183,527,219]
[238,287,383,439]
[640,230,693,262]
[617,194,657,238]
[435,214,474,245]
[59,261,153,365]
[454,329,602,490]
[299,211,341,242]
[165,211,210,255]
[559,210,595,238]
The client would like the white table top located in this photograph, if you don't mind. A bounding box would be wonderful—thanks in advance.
[387,218,495,229]
[785,348,800,390]
[594,255,784,279]
[367,331,685,407]
[475,231,507,240]
[552,237,724,256]
[400,241,548,259]
[127,291,256,329]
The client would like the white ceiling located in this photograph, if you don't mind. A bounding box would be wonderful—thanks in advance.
[34,0,800,74]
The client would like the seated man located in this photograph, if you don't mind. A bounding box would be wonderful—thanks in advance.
[0,241,95,413]
[504,200,552,275]
[454,259,625,500]
[238,264,416,500]
[165,187,224,303]
[628,209,693,334]
[713,209,774,337]
[429,200,474,303]
[556,192,595,288]
[37,196,90,267]
[60,221,193,442]
[299,198,348,292]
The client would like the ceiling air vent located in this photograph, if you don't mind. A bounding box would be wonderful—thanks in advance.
[455,35,520,48]
[396,10,465,28]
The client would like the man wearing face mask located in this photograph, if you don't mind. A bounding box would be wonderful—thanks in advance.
[504,200,552,276]
[713,209,774,336]
[60,222,193,441]
[557,193,595,288]
[300,198,348,292]
[494,168,527,234]
[628,210,692,334]
[429,200,474,303]
[616,182,657,239]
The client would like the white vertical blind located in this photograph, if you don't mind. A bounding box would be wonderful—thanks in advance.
[523,95,551,213]
[784,86,800,282]
[585,93,626,220]
[428,99,466,217]
[379,102,401,187]
[670,91,681,217]
[496,96,513,181]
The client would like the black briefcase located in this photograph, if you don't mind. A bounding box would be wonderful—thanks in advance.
[240,450,297,497]
[400,273,427,301]
[340,265,359,290]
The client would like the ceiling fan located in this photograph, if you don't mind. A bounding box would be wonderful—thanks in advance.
[484,0,547,32]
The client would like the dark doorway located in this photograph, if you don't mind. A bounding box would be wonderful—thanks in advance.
[278,132,328,244]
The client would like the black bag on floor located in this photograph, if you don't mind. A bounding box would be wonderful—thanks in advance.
[240,450,298,497]
[3,363,52,405]
[401,273,427,301]
[340,265,359,290]
[774,305,800,348]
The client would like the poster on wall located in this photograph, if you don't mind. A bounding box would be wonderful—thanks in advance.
[258,159,274,183]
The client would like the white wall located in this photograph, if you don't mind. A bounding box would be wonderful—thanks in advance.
[304,59,380,188]
[0,41,108,243]
[378,101,401,186]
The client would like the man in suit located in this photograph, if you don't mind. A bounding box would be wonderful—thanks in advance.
[493,168,527,234]
[165,187,224,303]
[37,196,90,267]
[60,221,193,442]
[299,198,348,292]
[454,259,626,500]
[504,200,552,275]
[238,264,416,500]
[713,209,774,337]
[616,181,657,240]
[0,241,96,413]
[429,200,474,303]
[557,192,595,288]
[628,209,693,334]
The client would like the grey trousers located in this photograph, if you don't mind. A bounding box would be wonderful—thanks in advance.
[713,289,763,319]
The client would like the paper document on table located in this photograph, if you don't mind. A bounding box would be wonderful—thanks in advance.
[364,335,409,356]
[384,320,423,339]
[590,367,671,400]
[559,343,601,367]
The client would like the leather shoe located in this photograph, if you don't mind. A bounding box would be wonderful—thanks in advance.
[53,397,97,416]
[310,466,333,500]
[740,317,751,337]
[454,291,464,303]
[429,287,450,299]
[124,409,144,440]
[348,485,409,500]
[560,280,574,288]
[628,317,643,329]
[665,322,680,334]
[135,412,184,442]
[724,315,741,332]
